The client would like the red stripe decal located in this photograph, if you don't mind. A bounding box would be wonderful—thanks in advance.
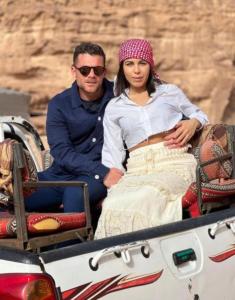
[62,283,90,300]
[107,270,163,293]
[62,270,163,300]
[73,275,120,300]
[91,270,163,299]
[209,244,235,262]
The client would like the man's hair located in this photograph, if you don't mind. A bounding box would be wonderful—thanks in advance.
[115,62,160,97]
[73,42,106,65]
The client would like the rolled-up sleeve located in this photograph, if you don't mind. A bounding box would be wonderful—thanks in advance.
[102,110,126,173]
[176,86,208,127]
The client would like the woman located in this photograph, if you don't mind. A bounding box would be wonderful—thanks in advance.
[95,39,208,238]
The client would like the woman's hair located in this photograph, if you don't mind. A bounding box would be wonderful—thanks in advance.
[115,62,162,97]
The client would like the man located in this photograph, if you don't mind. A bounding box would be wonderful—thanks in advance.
[25,42,123,213]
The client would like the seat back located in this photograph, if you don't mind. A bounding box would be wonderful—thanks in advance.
[183,124,235,217]
[0,139,37,211]
[0,141,93,250]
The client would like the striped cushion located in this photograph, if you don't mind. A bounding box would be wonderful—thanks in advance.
[0,212,86,238]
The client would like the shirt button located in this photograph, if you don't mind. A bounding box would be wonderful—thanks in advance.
[95,175,100,180]
[98,116,102,121]
[92,138,96,143]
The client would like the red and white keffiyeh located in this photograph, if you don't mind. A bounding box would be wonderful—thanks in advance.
[119,39,154,67]
[119,38,159,79]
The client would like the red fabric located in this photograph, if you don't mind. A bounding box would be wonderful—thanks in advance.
[0,212,15,237]
[197,140,232,182]
[119,39,154,67]
[27,212,86,234]
[182,180,235,217]
[0,212,86,238]
[118,39,159,79]
[183,126,234,218]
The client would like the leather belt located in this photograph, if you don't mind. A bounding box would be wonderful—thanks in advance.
[129,130,174,152]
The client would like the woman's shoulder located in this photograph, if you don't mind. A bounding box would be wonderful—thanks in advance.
[105,95,123,111]
[156,82,182,93]
[152,83,184,99]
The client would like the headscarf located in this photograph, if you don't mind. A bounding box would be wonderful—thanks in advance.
[118,38,159,79]
[119,39,154,66]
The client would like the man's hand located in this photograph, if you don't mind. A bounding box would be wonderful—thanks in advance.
[104,168,124,188]
[164,119,201,149]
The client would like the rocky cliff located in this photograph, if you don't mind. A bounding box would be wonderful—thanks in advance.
[0,0,235,135]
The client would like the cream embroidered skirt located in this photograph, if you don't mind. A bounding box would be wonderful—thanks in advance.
[95,142,197,239]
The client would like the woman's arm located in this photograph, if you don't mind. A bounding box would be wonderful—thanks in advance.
[164,118,201,148]
[164,86,208,147]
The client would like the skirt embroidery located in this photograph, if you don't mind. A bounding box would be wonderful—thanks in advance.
[95,142,196,239]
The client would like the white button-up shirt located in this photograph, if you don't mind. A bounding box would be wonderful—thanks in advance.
[102,83,208,171]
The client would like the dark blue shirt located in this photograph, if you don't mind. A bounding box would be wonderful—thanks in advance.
[46,79,114,181]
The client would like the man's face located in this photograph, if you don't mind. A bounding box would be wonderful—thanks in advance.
[71,54,106,100]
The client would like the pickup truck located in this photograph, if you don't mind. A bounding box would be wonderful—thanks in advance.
[0,116,235,300]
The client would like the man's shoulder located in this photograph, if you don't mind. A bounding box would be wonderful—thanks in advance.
[103,78,113,88]
[103,78,114,97]
[49,87,72,107]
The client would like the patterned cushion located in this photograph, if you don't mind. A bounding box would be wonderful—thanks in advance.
[183,124,235,217]
[189,124,230,152]
[22,150,38,197]
[0,212,15,237]
[41,150,54,170]
[0,212,86,238]
[194,140,232,182]
[0,192,11,209]
[182,179,235,217]
[0,149,38,210]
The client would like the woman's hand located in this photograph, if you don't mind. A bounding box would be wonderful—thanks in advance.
[103,168,124,188]
[164,118,201,148]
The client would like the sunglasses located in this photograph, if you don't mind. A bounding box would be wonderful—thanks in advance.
[73,65,105,77]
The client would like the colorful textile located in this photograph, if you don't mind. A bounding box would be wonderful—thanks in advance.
[96,142,196,238]
[0,212,86,237]
[22,150,38,197]
[0,139,15,197]
[0,212,15,237]
[194,140,232,182]
[190,123,231,153]
[183,124,235,217]
[182,180,235,217]
[0,139,38,209]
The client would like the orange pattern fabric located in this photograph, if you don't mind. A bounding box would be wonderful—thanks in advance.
[183,124,235,217]
[0,139,38,209]
[0,139,15,197]
[0,212,86,237]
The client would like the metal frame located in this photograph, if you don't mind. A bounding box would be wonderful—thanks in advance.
[0,143,93,251]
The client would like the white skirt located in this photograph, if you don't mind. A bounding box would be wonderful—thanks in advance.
[95,142,197,239]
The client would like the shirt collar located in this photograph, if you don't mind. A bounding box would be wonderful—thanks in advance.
[71,79,114,109]
[116,83,166,105]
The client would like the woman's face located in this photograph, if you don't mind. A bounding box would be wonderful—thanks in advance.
[123,58,150,90]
